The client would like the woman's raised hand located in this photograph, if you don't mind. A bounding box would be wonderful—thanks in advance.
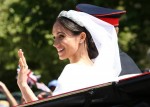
[17,49,29,87]
[17,49,39,102]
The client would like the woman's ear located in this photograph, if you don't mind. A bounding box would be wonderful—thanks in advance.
[79,32,86,43]
[115,27,119,35]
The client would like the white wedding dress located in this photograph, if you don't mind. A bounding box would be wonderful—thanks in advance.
[53,10,121,95]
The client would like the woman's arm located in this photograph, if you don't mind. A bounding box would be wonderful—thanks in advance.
[18,82,38,102]
[17,49,38,102]
[0,81,18,106]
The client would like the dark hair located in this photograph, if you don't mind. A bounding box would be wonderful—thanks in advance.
[56,17,98,59]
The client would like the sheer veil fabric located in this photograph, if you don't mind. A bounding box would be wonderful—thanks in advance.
[53,10,121,95]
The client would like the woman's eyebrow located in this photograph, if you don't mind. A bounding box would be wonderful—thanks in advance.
[57,32,65,35]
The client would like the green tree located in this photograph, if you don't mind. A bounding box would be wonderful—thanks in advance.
[0,0,74,91]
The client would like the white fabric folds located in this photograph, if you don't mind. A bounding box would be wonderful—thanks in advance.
[58,10,121,77]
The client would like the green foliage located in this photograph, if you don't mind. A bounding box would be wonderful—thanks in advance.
[0,0,149,92]
[0,0,71,91]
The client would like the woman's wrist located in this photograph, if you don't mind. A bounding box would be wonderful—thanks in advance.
[17,81,28,88]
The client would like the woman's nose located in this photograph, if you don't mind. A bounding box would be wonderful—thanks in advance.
[53,39,59,47]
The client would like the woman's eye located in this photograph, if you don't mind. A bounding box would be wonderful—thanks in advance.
[58,35,65,39]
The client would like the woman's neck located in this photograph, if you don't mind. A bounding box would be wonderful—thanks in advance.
[69,44,93,66]
[70,57,93,66]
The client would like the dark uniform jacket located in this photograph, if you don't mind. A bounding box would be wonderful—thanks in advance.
[119,49,142,76]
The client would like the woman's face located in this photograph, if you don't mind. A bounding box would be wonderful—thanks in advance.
[52,21,82,61]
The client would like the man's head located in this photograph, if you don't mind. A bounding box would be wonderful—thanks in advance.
[76,3,126,33]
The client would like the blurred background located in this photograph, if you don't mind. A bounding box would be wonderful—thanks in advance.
[0,0,150,103]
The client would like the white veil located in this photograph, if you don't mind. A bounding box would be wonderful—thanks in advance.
[58,10,121,77]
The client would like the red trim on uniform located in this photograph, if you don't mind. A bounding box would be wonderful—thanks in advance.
[93,11,126,17]
[97,17,119,26]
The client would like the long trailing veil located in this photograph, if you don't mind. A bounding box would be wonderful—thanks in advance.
[58,10,121,77]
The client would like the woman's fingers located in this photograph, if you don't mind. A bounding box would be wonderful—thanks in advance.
[21,52,28,68]
[19,58,24,70]
[18,49,22,58]
[18,49,28,69]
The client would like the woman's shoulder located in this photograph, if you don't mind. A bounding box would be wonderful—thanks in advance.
[64,63,80,67]
[58,64,83,81]
[63,63,81,71]
[64,63,91,70]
